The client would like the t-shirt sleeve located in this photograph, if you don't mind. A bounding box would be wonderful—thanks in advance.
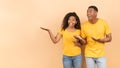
[104,21,111,34]
[58,28,63,35]
[81,25,87,39]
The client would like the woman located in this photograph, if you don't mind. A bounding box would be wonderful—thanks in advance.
[40,12,85,68]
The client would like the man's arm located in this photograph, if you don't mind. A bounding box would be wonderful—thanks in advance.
[92,33,112,43]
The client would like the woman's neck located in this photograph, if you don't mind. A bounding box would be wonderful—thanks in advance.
[68,26,75,29]
[66,27,76,32]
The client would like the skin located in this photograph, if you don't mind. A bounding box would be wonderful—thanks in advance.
[40,27,62,44]
[40,16,79,44]
[87,8,112,43]
[74,35,86,45]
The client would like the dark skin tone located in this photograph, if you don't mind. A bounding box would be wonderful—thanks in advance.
[73,35,86,45]
[87,8,112,43]
[40,16,79,44]
[40,27,85,47]
[92,34,112,43]
[40,27,49,31]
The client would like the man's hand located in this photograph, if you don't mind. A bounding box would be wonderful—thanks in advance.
[92,37,104,43]
[92,33,112,43]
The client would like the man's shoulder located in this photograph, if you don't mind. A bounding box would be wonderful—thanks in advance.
[98,18,109,26]
[98,18,107,23]
[81,21,89,26]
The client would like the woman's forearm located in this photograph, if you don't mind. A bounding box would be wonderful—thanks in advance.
[48,30,62,44]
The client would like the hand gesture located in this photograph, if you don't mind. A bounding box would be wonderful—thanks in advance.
[92,37,104,43]
[73,40,82,47]
[74,35,83,40]
[40,27,49,31]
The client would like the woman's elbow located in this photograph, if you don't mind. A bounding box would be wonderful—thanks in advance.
[53,41,58,44]
[109,38,112,42]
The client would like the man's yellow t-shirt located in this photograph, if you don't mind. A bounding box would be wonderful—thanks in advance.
[81,18,111,58]
[59,29,81,56]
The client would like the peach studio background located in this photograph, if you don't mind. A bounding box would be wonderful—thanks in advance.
[0,0,119,68]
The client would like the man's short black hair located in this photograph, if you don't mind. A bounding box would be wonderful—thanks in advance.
[88,5,98,12]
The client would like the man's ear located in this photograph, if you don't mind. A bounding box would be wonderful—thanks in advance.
[95,11,98,16]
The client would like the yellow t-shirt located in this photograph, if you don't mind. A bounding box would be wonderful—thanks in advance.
[59,29,81,56]
[81,18,111,58]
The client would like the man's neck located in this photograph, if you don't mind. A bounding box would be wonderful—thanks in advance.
[89,18,98,24]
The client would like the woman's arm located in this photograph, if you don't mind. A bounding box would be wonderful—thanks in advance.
[40,27,62,44]
[74,35,86,45]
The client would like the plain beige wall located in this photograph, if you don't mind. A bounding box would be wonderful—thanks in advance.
[0,0,120,68]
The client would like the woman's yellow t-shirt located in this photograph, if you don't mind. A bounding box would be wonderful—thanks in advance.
[59,29,81,56]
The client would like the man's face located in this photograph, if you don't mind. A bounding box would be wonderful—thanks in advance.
[87,8,97,21]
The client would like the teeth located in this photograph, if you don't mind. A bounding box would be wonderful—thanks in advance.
[69,23,73,26]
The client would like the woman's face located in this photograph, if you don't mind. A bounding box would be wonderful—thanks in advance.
[68,16,77,27]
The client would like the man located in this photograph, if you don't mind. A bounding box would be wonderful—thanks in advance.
[81,5,112,68]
